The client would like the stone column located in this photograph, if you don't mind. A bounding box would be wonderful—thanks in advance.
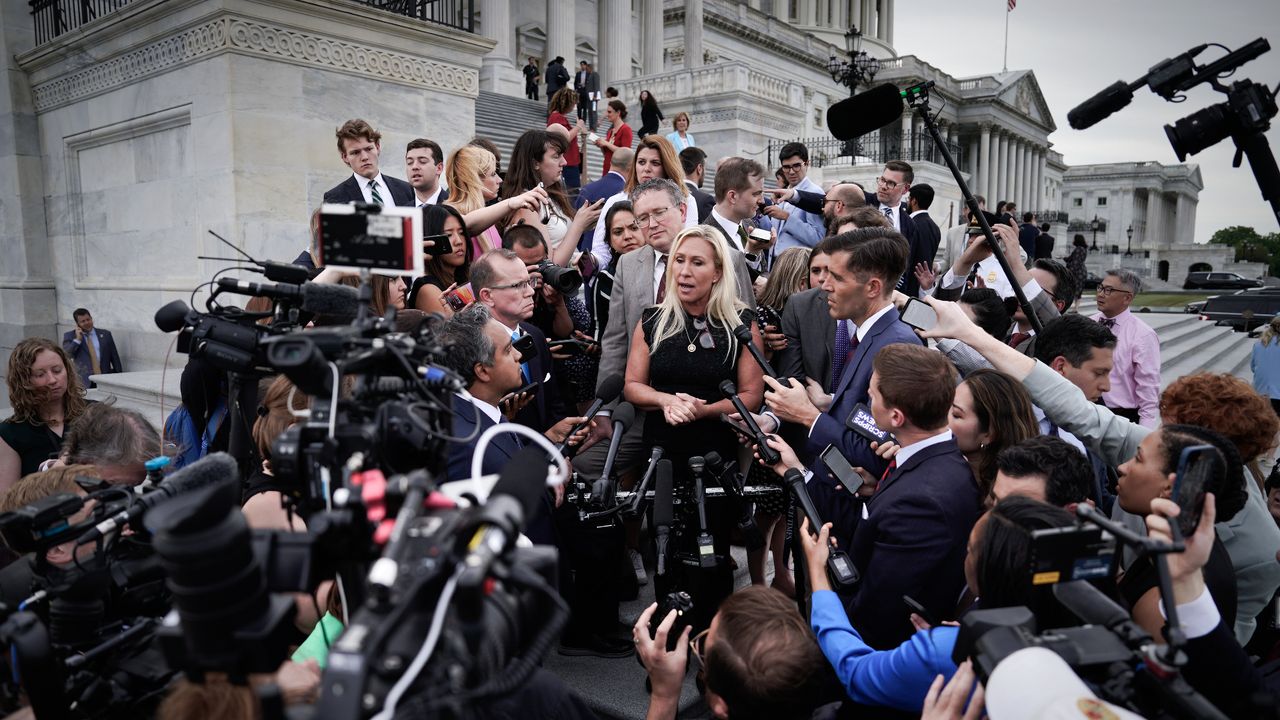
[884,0,894,46]
[1034,148,1045,212]
[993,132,1005,202]
[1000,132,1013,203]
[862,0,874,36]
[479,0,521,95]
[642,0,663,74]
[771,0,789,19]
[900,112,912,159]
[979,124,992,202]
[1021,144,1032,212]
[684,0,704,69]
[597,0,631,86]
[1012,138,1024,211]
[545,0,575,73]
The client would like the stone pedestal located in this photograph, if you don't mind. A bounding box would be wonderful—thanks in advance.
[3,0,491,379]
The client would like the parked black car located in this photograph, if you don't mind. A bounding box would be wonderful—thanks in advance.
[1183,271,1263,290]
[1195,286,1280,331]
[1080,271,1102,290]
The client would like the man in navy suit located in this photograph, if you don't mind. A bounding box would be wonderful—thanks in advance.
[62,308,123,388]
[322,119,415,207]
[765,344,981,649]
[577,147,629,208]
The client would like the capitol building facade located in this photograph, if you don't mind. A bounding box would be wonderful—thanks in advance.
[0,0,1264,379]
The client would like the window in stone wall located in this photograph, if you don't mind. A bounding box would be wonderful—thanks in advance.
[1072,197,1083,207]
[1097,197,1108,206]
[814,108,824,128]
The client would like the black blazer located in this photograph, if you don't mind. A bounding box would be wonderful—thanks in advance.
[775,288,835,391]
[513,322,570,433]
[684,180,715,223]
[323,173,415,206]
[867,198,930,298]
[912,211,942,261]
[848,438,982,649]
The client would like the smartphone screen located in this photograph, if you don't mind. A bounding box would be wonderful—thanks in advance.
[819,445,863,496]
[900,297,937,331]
[423,233,451,256]
[444,283,475,312]
[719,413,754,441]
[1173,445,1224,536]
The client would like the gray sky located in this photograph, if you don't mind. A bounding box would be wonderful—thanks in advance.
[894,0,1280,242]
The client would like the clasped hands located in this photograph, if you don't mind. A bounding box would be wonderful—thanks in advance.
[661,392,707,426]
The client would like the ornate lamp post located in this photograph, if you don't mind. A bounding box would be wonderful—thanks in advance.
[826,25,881,97]
[1090,215,1101,251]
[1125,224,1134,256]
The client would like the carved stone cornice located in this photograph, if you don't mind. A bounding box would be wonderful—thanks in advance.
[28,13,479,112]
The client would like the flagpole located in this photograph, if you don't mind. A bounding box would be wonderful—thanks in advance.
[1002,4,1010,72]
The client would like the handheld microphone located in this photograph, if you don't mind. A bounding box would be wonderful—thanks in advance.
[827,83,905,140]
[555,374,624,458]
[784,468,858,590]
[719,380,779,466]
[653,459,673,576]
[732,324,777,378]
[457,448,546,589]
[84,452,239,544]
[591,402,635,506]
[689,457,717,568]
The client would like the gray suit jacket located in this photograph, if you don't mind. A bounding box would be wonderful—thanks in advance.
[775,288,836,391]
[596,244,756,393]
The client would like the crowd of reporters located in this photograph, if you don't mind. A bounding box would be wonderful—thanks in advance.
[0,114,1278,720]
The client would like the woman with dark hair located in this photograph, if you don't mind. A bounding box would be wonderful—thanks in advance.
[500,129,603,261]
[947,369,1040,497]
[588,134,695,267]
[958,287,1011,340]
[0,338,88,488]
[637,89,663,138]
[408,204,472,317]
[591,201,644,340]
[547,88,586,192]
[800,496,1075,712]
[1115,423,1247,638]
[593,100,632,175]
[1065,234,1089,300]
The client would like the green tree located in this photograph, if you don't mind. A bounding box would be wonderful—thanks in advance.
[1210,225,1280,275]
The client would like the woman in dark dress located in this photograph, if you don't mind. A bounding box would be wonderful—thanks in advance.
[0,338,88,490]
[1065,234,1088,302]
[408,204,473,317]
[624,225,764,630]
[1115,424,1247,637]
[637,90,664,139]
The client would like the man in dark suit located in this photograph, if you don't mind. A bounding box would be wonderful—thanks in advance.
[869,160,932,297]
[578,147,629,208]
[1018,212,1040,264]
[574,61,600,129]
[760,228,922,552]
[679,147,716,223]
[405,137,447,206]
[908,183,942,261]
[323,119,415,207]
[1035,222,1055,260]
[471,248,573,433]
[545,56,570,101]
[62,308,123,389]
[705,158,771,277]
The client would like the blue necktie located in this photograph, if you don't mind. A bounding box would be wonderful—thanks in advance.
[512,330,531,383]
[832,321,857,388]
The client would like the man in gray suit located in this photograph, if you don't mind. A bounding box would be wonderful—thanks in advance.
[576,178,756,479]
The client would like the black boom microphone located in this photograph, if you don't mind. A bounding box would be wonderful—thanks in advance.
[591,402,636,506]
[77,452,238,544]
[827,83,905,140]
[731,324,777,378]
[556,374,624,458]
[653,459,674,576]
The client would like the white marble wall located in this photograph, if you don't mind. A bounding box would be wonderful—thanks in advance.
[6,0,491,374]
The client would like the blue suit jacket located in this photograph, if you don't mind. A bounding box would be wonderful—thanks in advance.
[848,438,981,650]
[61,328,123,387]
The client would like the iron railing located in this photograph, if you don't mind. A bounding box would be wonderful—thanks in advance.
[765,131,963,171]
[30,0,474,44]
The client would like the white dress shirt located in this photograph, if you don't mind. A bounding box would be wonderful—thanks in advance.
[355,172,398,206]
[466,393,503,425]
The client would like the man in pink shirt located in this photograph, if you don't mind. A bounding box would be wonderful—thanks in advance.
[1092,269,1161,426]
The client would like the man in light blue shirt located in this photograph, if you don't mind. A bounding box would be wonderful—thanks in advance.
[769,142,827,255]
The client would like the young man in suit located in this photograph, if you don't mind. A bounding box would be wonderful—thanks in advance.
[62,308,123,389]
[678,147,715,223]
[870,160,931,297]
[707,158,770,271]
[545,56,570,101]
[907,183,941,260]
[765,344,982,650]
[405,138,447,206]
[323,119,415,207]
[768,143,826,255]
[574,61,600,129]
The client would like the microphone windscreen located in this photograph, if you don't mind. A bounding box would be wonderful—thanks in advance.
[302,282,360,321]
[731,324,753,344]
[492,446,551,524]
[156,452,240,498]
[653,459,674,526]
[719,379,738,397]
[1066,80,1133,131]
[596,374,624,403]
[155,300,192,333]
[827,83,905,141]
[611,402,636,432]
